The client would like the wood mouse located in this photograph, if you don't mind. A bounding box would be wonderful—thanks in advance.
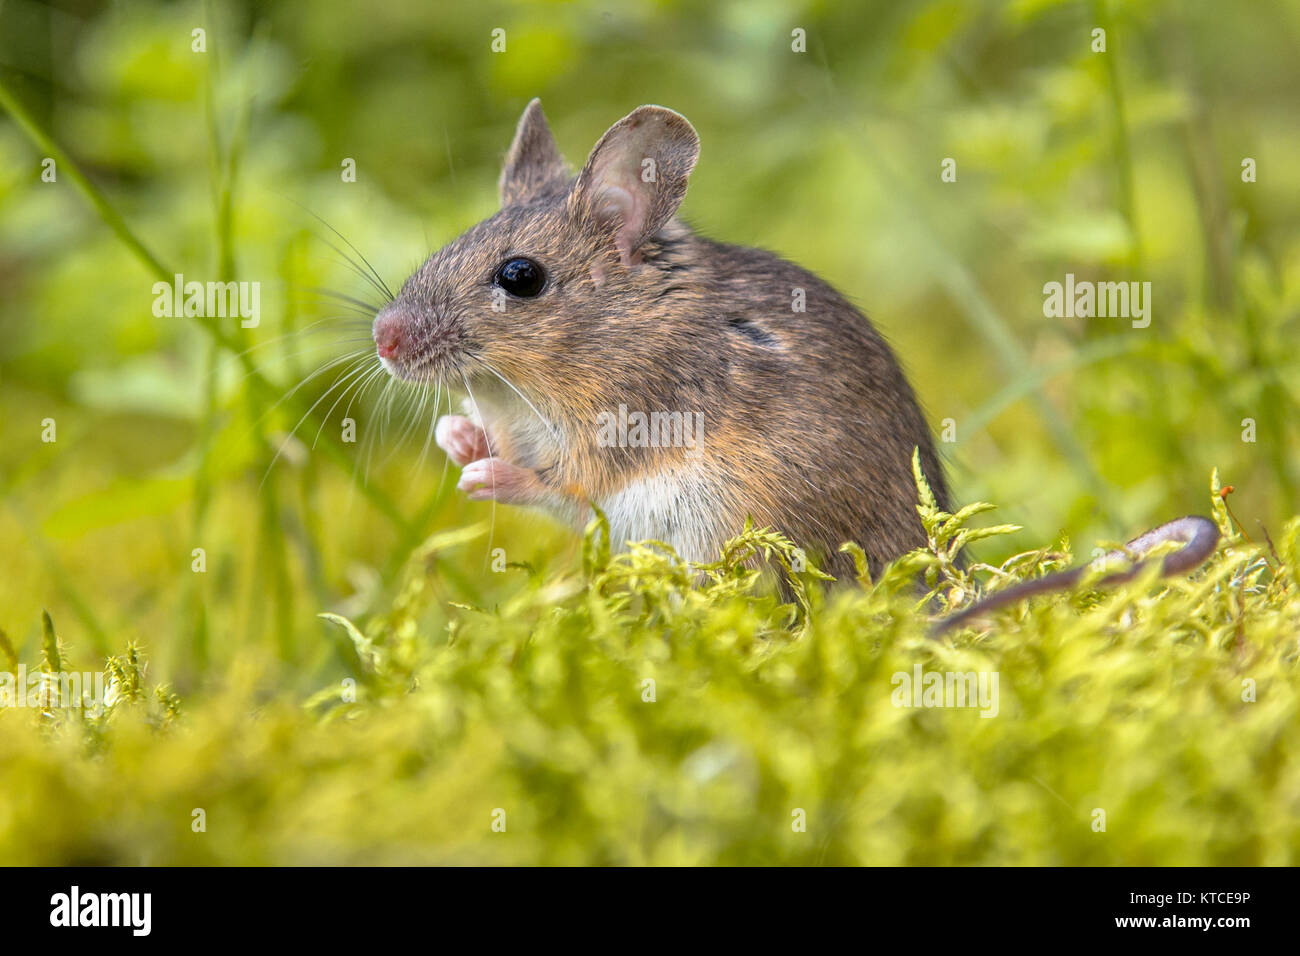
[373,99,949,582]
[371,100,1219,618]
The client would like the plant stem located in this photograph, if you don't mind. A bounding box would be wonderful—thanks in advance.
[0,72,410,532]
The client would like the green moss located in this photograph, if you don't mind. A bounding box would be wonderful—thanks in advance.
[2,0,1298,865]
[1,466,1295,865]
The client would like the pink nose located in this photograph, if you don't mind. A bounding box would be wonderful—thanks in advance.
[373,312,406,359]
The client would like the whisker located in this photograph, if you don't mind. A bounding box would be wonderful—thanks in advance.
[475,359,563,448]
[234,319,372,362]
[394,378,431,466]
[379,374,398,443]
[413,376,444,476]
[378,379,426,467]
[293,285,387,316]
[321,237,394,305]
[322,251,391,304]
[299,239,392,307]
[437,384,454,494]
[259,353,376,489]
[242,338,375,382]
[312,358,381,450]
[361,373,396,488]
[291,202,396,302]
[343,362,386,431]
[337,362,390,514]
[462,372,497,562]
[251,347,375,417]
[236,347,377,468]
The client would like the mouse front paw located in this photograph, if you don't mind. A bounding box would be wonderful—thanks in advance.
[435,414,491,466]
[457,456,544,504]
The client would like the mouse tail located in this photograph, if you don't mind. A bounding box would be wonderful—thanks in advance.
[931,515,1220,637]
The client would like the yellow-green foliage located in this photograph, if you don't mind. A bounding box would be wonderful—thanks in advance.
[2,0,1299,868]
[2,468,1296,866]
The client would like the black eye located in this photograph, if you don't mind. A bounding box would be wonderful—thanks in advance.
[494,257,546,297]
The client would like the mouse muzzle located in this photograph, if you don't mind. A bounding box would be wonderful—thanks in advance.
[372,301,464,382]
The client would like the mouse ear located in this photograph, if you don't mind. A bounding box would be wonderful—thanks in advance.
[569,106,699,267]
[499,99,569,206]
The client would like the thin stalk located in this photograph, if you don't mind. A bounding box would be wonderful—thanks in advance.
[0,71,409,531]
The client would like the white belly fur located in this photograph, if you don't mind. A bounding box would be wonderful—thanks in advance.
[462,391,731,561]
[598,465,731,563]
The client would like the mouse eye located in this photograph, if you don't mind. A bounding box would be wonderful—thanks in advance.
[494,257,546,298]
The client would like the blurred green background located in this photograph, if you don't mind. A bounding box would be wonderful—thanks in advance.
[1,0,1298,693]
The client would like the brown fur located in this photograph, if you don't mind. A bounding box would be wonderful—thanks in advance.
[376,99,950,581]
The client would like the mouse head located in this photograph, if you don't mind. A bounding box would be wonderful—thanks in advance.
[372,99,701,404]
